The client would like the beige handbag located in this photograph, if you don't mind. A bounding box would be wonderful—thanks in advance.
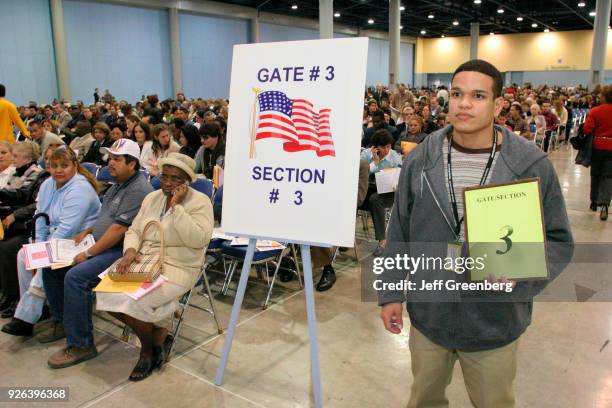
[108,220,164,283]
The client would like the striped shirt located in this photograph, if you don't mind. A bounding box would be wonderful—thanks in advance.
[442,136,501,242]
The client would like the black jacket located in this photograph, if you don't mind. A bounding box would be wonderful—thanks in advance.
[82,138,113,165]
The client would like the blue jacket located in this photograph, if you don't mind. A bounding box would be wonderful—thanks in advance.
[35,173,100,242]
[378,125,574,351]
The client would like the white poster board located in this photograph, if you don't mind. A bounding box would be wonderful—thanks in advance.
[222,38,368,247]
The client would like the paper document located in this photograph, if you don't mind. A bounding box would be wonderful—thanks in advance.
[213,165,224,189]
[126,275,168,300]
[375,168,401,194]
[400,141,418,155]
[23,242,54,270]
[93,275,141,293]
[212,228,234,241]
[51,235,96,263]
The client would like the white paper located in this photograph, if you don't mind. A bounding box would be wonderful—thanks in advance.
[23,242,53,270]
[375,168,401,194]
[126,275,168,300]
[212,228,234,241]
[51,235,96,263]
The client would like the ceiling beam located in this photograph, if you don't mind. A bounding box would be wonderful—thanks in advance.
[553,0,593,27]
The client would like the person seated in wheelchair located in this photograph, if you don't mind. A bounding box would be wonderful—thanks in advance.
[97,152,213,381]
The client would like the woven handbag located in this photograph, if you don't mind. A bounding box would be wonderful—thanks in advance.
[108,220,164,283]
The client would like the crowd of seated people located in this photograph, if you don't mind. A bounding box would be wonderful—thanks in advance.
[360,81,602,254]
[0,79,605,382]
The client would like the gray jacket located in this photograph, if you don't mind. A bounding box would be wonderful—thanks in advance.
[378,125,574,351]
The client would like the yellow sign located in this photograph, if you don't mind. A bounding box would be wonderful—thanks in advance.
[400,141,417,155]
[463,178,548,281]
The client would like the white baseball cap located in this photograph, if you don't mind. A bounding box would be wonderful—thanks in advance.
[100,138,141,160]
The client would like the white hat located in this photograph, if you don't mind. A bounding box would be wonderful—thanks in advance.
[100,138,140,160]
[158,152,197,183]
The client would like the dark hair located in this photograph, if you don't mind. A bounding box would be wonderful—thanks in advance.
[172,118,185,129]
[372,129,394,147]
[371,110,385,121]
[29,119,42,128]
[451,59,503,98]
[181,124,201,153]
[601,85,612,104]
[123,154,140,171]
[111,118,127,133]
[199,121,221,138]
[0,84,5,97]
[134,121,151,141]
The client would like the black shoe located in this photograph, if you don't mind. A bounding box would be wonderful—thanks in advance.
[338,247,349,253]
[129,353,155,382]
[279,269,294,283]
[0,302,16,319]
[601,205,609,221]
[590,202,598,211]
[316,266,336,292]
[0,296,14,312]
[1,318,34,337]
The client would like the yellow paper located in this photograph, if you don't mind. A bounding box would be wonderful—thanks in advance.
[93,275,142,293]
[0,221,4,241]
[401,141,417,154]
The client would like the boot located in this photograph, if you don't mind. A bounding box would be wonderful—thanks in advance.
[601,205,608,221]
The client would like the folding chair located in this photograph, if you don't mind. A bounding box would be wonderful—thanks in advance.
[191,178,213,199]
[262,243,303,309]
[81,162,98,177]
[219,240,285,300]
[96,166,114,183]
[139,169,150,181]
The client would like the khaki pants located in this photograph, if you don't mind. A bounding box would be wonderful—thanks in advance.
[407,325,518,408]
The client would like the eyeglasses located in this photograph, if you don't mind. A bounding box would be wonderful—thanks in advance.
[159,174,186,184]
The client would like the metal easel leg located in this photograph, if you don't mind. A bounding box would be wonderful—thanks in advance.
[214,239,256,385]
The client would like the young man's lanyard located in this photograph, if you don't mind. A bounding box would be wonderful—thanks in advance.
[447,129,498,237]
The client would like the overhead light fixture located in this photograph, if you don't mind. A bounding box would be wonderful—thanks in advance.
[441,34,446,38]
[589,11,596,16]
[420,30,427,35]
[517,16,524,21]
[474,0,482,4]
[291,4,298,10]
[368,18,374,24]
[334,12,340,17]
[452,20,459,26]
[400,25,404,29]
[577,2,586,7]
[489,32,495,35]
[531,23,538,27]
[400,6,405,11]
[428,14,435,19]
[544,28,550,32]
[497,8,504,14]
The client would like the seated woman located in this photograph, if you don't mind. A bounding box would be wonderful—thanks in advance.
[0,141,15,189]
[0,145,56,317]
[394,116,428,157]
[4,142,43,191]
[194,122,225,179]
[527,104,546,142]
[142,124,180,176]
[2,147,100,337]
[134,121,153,171]
[178,124,200,159]
[97,152,213,381]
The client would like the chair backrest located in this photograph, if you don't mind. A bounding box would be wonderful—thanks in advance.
[81,162,98,176]
[96,166,114,182]
[150,176,161,190]
[213,185,223,206]
[139,169,150,181]
[191,178,213,199]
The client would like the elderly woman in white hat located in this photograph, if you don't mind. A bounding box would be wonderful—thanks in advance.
[96,152,213,381]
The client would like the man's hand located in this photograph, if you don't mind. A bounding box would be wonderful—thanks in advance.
[115,248,139,275]
[380,302,404,334]
[2,214,15,230]
[73,252,88,265]
[73,230,89,244]
[371,147,381,165]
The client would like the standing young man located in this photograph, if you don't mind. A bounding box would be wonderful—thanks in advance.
[0,84,30,143]
[378,60,574,407]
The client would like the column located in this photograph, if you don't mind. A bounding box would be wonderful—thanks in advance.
[470,22,479,60]
[588,0,612,89]
[50,0,71,102]
[388,0,400,89]
[169,7,183,96]
[250,15,260,43]
[319,0,333,39]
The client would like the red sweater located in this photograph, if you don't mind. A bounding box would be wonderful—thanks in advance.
[584,103,612,151]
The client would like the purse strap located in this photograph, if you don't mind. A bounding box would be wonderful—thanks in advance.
[138,219,165,265]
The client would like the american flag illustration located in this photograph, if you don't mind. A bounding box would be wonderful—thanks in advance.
[254,91,335,157]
